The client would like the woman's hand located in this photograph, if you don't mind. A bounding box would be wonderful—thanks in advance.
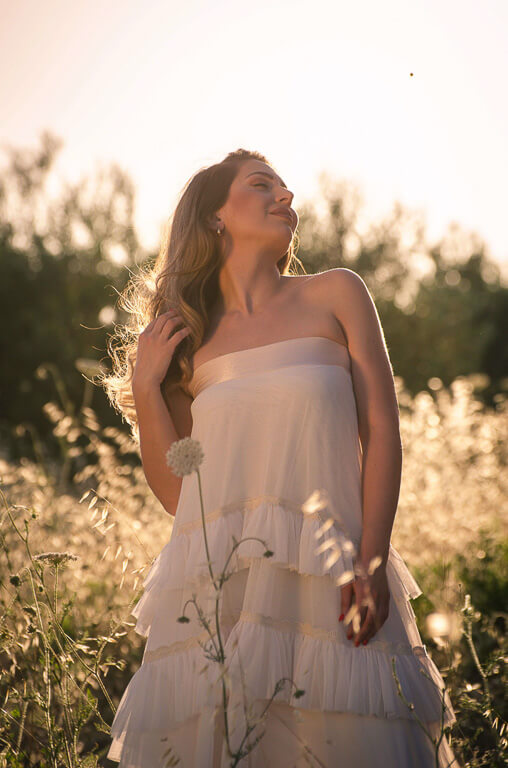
[339,557,390,646]
[132,309,191,395]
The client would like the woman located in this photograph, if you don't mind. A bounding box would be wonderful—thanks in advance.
[102,149,460,767]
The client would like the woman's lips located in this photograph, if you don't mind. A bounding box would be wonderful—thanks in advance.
[271,212,293,224]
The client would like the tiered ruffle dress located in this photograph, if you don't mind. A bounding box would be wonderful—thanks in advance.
[107,336,459,768]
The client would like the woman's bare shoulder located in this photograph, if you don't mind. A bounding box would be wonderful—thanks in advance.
[311,267,365,302]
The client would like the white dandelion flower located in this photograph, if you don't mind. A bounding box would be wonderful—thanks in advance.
[166,437,204,477]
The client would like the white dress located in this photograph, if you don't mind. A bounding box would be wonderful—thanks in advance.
[107,336,459,768]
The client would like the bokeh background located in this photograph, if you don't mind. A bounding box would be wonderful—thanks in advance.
[0,1,506,766]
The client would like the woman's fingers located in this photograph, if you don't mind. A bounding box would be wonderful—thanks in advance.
[145,311,191,344]
[353,607,378,645]
[342,572,390,646]
[156,310,184,335]
[172,326,191,343]
[360,601,389,644]
[142,309,178,334]
[133,310,191,390]
[339,582,354,624]
[345,602,365,640]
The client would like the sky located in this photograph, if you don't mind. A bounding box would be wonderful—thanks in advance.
[1,0,507,278]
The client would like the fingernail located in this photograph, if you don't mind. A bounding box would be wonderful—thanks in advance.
[338,614,344,622]
[363,640,368,645]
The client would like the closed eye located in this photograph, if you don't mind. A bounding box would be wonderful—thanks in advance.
[254,183,268,188]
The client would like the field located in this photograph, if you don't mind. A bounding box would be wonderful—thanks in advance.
[1,371,506,767]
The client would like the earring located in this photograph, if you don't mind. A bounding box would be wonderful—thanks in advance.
[217,226,222,235]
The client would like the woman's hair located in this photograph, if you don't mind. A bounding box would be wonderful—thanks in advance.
[98,148,305,443]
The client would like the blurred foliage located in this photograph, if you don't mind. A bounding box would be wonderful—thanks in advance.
[410,532,507,766]
[296,173,508,398]
[1,132,507,464]
[0,132,148,460]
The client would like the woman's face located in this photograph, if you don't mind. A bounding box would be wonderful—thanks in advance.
[215,159,297,251]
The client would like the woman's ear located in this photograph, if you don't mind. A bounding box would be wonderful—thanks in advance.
[205,213,220,233]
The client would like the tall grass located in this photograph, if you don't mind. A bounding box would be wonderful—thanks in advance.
[0,367,506,766]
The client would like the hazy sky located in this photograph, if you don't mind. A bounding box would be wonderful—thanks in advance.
[2,0,507,276]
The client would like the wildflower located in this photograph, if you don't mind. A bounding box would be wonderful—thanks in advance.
[462,593,474,617]
[33,552,79,567]
[165,437,204,477]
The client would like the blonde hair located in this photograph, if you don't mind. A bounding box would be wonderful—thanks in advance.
[98,148,305,443]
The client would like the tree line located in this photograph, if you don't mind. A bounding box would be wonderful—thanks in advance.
[1,131,506,461]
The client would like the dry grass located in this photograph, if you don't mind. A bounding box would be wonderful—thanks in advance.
[0,370,506,766]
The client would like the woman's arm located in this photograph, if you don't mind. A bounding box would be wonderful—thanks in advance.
[356,420,402,567]
[131,309,193,517]
[326,267,402,568]
[133,383,193,517]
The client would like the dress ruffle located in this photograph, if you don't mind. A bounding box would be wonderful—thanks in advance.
[108,497,457,766]
[225,621,456,725]
[109,618,455,733]
[132,496,422,638]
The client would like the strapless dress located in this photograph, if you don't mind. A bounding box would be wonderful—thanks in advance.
[107,336,459,767]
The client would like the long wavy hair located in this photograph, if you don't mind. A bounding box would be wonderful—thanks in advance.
[98,148,306,443]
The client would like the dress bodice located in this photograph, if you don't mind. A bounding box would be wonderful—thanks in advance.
[179,335,363,543]
[189,335,352,400]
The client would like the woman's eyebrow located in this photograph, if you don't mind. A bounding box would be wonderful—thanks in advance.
[246,171,287,189]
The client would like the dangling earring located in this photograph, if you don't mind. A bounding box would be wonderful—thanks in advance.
[217,226,222,235]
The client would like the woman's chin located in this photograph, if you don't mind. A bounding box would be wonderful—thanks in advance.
[271,215,293,231]
[269,221,294,243]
